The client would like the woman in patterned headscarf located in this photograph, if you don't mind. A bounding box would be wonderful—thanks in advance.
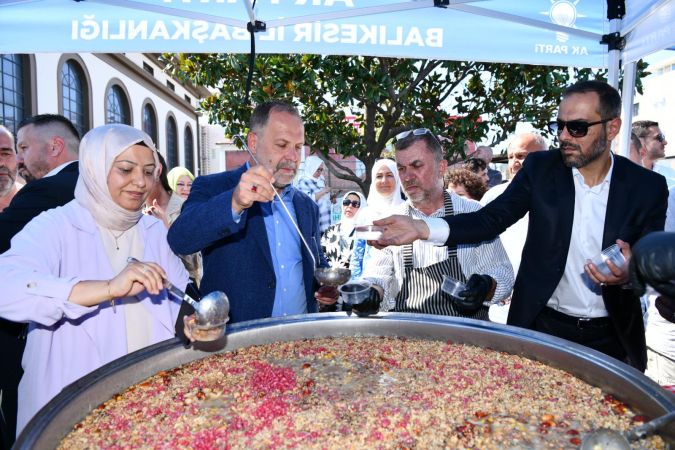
[320,190,367,269]
[0,124,188,434]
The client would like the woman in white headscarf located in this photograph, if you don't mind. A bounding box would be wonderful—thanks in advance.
[296,155,332,233]
[320,190,367,269]
[359,158,405,224]
[351,159,405,277]
[0,124,188,434]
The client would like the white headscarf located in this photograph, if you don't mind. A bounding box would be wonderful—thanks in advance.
[303,155,325,185]
[339,190,367,238]
[74,124,160,232]
[361,159,404,223]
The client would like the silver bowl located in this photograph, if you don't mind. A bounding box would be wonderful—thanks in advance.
[314,267,351,286]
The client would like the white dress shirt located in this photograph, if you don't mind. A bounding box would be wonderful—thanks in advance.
[425,156,616,318]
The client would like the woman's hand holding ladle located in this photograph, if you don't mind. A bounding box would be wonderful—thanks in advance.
[68,260,167,308]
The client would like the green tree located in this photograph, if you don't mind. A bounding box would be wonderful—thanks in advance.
[163,54,612,195]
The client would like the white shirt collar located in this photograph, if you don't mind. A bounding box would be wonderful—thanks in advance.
[44,160,75,178]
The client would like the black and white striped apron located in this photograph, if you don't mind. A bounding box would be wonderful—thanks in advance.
[393,192,489,319]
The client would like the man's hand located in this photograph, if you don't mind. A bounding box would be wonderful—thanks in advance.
[232,165,276,214]
[315,285,339,304]
[585,239,631,287]
[370,215,430,249]
[454,274,493,314]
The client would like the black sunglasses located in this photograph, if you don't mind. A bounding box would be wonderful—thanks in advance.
[342,199,361,208]
[548,118,614,138]
[655,133,667,143]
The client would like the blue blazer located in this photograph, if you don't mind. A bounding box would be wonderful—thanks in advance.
[168,165,327,324]
[442,151,668,370]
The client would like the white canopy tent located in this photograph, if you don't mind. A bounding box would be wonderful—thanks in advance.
[1,0,674,153]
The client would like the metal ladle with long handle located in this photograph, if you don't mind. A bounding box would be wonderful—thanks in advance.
[233,135,352,286]
[127,257,230,328]
[580,410,675,449]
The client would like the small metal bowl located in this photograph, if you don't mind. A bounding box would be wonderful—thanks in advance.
[315,267,352,286]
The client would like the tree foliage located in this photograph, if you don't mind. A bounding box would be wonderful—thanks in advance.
[163,53,634,195]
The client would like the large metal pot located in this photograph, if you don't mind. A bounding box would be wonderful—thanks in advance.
[15,313,675,449]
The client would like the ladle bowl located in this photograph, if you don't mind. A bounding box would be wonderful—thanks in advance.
[195,290,231,328]
[315,267,352,286]
[580,410,675,450]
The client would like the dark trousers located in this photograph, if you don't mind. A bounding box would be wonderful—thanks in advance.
[535,307,627,363]
[0,319,26,450]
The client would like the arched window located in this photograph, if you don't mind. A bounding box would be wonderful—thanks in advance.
[184,126,195,173]
[61,59,88,137]
[1,54,29,134]
[166,116,178,169]
[142,103,157,146]
[105,85,130,125]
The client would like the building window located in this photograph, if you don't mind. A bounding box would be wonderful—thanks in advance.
[184,126,195,173]
[166,116,178,168]
[0,54,28,134]
[184,95,191,105]
[142,103,158,146]
[61,59,88,137]
[632,103,640,116]
[105,85,130,125]
[142,62,154,76]
[166,80,175,91]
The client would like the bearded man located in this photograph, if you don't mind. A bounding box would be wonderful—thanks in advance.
[0,126,22,212]
[168,101,335,324]
[374,80,668,371]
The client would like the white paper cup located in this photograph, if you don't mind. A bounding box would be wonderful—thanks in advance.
[353,225,384,240]
[590,244,626,277]
[441,275,466,299]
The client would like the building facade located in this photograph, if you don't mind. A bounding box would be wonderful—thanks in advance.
[0,53,208,174]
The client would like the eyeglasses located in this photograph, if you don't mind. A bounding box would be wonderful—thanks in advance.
[342,199,361,208]
[655,133,667,143]
[396,128,433,141]
[548,118,614,138]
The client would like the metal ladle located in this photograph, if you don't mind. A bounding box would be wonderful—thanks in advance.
[127,257,230,328]
[233,135,351,287]
[580,410,675,450]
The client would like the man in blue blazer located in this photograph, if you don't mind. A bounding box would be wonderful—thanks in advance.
[168,101,336,325]
[373,81,668,371]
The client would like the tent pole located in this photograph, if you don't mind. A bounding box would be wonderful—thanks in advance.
[606,18,622,89]
[618,60,637,158]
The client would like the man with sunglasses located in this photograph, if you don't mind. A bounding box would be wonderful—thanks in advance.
[361,127,513,318]
[374,80,668,371]
[632,120,668,171]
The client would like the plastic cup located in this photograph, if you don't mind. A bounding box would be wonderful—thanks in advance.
[353,225,384,240]
[590,244,626,277]
[183,315,226,342]
[441,275,466,300]
[339,281,372,305]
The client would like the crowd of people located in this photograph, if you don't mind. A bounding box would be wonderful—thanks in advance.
[0,80,673,448]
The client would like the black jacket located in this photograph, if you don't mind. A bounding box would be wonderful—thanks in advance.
[442,151,668,371]
[0,161,79,254]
